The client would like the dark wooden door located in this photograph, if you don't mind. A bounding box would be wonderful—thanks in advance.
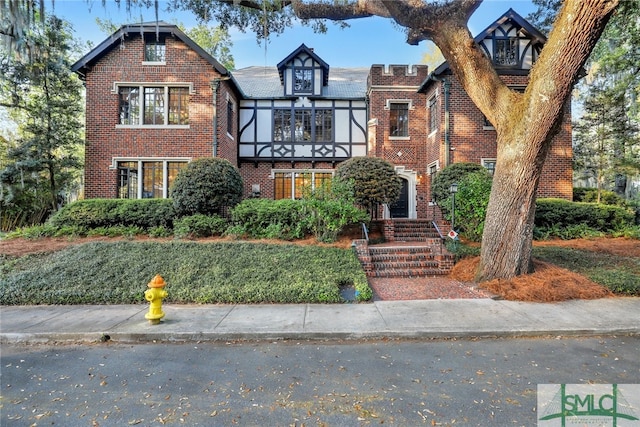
[390,178,409,218]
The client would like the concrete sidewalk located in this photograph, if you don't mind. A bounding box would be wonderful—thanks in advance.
[2,297,639,344]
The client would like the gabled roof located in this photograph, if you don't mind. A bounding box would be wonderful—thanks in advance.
[71,21,229,79]
[232,66,368,99]
[417,8,546,93]
[475,8,546,46]
[276,43,330,86]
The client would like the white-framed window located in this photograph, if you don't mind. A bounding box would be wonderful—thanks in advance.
[114,158,190,199]
[427,160,439,176]
[116,83,192,128]
[481,158,497,176]
[272,170,334,200]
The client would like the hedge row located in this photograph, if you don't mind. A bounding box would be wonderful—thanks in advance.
[535,198,635,232]
[49,199,176,230]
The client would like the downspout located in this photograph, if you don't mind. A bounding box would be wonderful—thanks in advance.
[211,79,220,157]
[442,78,451,167]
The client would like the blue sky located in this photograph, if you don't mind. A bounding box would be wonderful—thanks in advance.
[55,0,538,69]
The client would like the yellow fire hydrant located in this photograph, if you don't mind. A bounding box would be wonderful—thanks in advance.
[144,274,168,325]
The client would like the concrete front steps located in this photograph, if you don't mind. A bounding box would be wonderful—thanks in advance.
[353,219,455,278]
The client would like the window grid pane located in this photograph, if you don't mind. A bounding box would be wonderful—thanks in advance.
[294,68,313,93]
[144,87,165,125]
[273,110,292,142]
[167,162,187,191]
[142,161,163,198]
[428,96,438,132]
[145,40,166,62]
[117,161,138,199]
[315,109,333,142]
[227,101,233,134]
[168,87,189,125]
[294,172,311,199]
[119,87,140,125]
[495,38,518,66]
[294,111,311,142]
[389,103,408,137]
[274,172,292,200]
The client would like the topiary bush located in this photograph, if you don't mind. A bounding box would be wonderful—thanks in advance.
[170,158,243,216]
[431,162,486,218]
[48,198,176,230]
[334,157,401,215]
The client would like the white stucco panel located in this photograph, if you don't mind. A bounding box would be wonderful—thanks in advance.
[256,109,273,142]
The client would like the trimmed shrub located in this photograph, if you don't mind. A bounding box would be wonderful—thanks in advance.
[431,162,486,218]
[230,199,307,240]
[334,157,401,214]
[451,170,493,241]
[170,158,243,216]
[174,214,228,238]
[535,198,635,237]
[48,199,176,230]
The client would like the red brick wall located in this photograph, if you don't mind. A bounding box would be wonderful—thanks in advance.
[368,65,431,217]
[422,74,573,203]
[83,34,237,198]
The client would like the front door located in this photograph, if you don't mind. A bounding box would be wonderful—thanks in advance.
[390,178,409,218]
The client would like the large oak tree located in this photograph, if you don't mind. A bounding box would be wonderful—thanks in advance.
[1,0,619,281]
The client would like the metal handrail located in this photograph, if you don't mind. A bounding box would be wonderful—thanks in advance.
[432,220,445,240]
[361,222,369,242]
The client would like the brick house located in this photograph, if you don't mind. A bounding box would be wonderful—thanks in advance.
[72,9,571,219]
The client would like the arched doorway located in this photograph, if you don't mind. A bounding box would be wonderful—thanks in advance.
[384,166,417,219]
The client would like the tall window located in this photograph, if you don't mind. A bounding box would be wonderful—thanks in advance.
[117,160,187,199]
[389,103,409,137]
[226,100,234,135]
[428,96,438,133]
[144,88,164,125]
[168,87,189,125]
[117,161,138,199]
[273,109,332,142]
[144,36,166,62]
[273,170,333,200]
[494,38,518,66]
[119,87,140,125]
[118,85,189,126]
[294,68,313,93]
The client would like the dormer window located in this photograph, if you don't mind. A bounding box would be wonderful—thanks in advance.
[494,37,518,67]
[294,68,313,93]
[144,35,166,62]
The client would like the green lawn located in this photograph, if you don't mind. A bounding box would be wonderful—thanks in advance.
[0,241,371,305]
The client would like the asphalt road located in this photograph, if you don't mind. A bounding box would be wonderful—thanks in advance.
[2,336,639,426]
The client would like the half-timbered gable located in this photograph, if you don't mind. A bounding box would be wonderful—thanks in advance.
[418,8,573,201]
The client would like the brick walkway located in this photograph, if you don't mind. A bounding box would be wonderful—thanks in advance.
[368,276,495,301]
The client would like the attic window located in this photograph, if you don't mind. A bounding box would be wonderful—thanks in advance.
[294,68,313,93]
[494,37,518,67]
[144,35,166,62]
